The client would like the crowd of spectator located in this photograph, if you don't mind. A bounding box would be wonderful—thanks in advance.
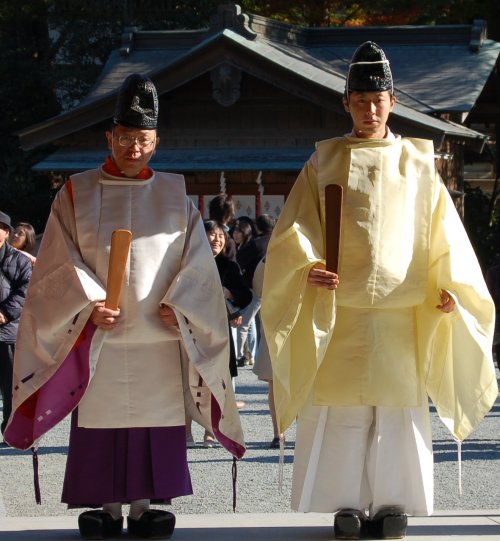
[186,194,280,449]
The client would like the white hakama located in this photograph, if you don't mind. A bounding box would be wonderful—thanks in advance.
[292,391,434,516]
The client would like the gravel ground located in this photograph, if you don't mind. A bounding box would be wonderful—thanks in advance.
[0,366,499,518]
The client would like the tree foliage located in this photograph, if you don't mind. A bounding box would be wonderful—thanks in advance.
[240,0,500,37]
[0,0,224,226]
[0,1,60,230]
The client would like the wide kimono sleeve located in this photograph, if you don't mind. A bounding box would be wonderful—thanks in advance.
[160,200,245,458]
[5,184,106,450]
[261,158,336,433]
[416,179,498,441]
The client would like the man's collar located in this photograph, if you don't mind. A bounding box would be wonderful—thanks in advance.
[345,126,395,140]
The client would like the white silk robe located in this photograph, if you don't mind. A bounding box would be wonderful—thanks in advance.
[5,166,245,458]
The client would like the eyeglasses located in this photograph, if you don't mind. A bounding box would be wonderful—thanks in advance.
[115,135,155,148]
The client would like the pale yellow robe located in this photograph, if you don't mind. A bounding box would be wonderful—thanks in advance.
[261,135,497,443]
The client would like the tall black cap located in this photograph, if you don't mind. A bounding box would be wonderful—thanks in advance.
[346,41,393,94]
[113,74,158,129]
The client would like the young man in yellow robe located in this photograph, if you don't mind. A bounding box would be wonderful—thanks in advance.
[261,42,497,540]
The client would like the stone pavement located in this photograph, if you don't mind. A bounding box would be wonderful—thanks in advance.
[1,368,499,539]
[1,510,500,540]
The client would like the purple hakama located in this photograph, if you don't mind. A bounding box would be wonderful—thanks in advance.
[62,410,192,507]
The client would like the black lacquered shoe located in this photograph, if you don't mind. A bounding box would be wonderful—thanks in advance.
[369,507,408,539]
[334,508,368,539]
[236,357,246,367]
[269,437,281,449]
[127,510,176,539]
[78,510,123,540]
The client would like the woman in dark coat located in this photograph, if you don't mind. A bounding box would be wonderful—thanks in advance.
[204,220,252,378]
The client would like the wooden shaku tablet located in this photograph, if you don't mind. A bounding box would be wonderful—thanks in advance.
[325,184,343,274]
[105,229,132,310]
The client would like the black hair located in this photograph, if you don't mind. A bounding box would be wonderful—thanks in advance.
[236,215,257,236]
[12,222,36,253]
[255,214,276,234]
[232,219,253,246]
[204,220,224,234]
[208,194,235,225]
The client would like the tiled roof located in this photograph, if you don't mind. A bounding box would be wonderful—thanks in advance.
[86,20,500,115]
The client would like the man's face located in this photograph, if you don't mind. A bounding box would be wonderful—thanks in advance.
[0,225,10,248]
[343,91,396,139]
[105,125,158,178]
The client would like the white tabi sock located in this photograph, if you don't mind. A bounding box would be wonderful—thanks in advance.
[129,499,150,519]
[102,502,123,520]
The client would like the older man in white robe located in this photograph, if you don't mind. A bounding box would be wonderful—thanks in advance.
[5,74,244,541]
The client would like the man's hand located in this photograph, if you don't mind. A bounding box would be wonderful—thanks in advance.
[230,315,243,327]
[436,289,456,313]
[0,311,7,325]
[159,303,179,328]
[307,264,339,290]
[90,301,120,330]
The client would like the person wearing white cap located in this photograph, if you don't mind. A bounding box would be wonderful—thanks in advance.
[261,42,497,539]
